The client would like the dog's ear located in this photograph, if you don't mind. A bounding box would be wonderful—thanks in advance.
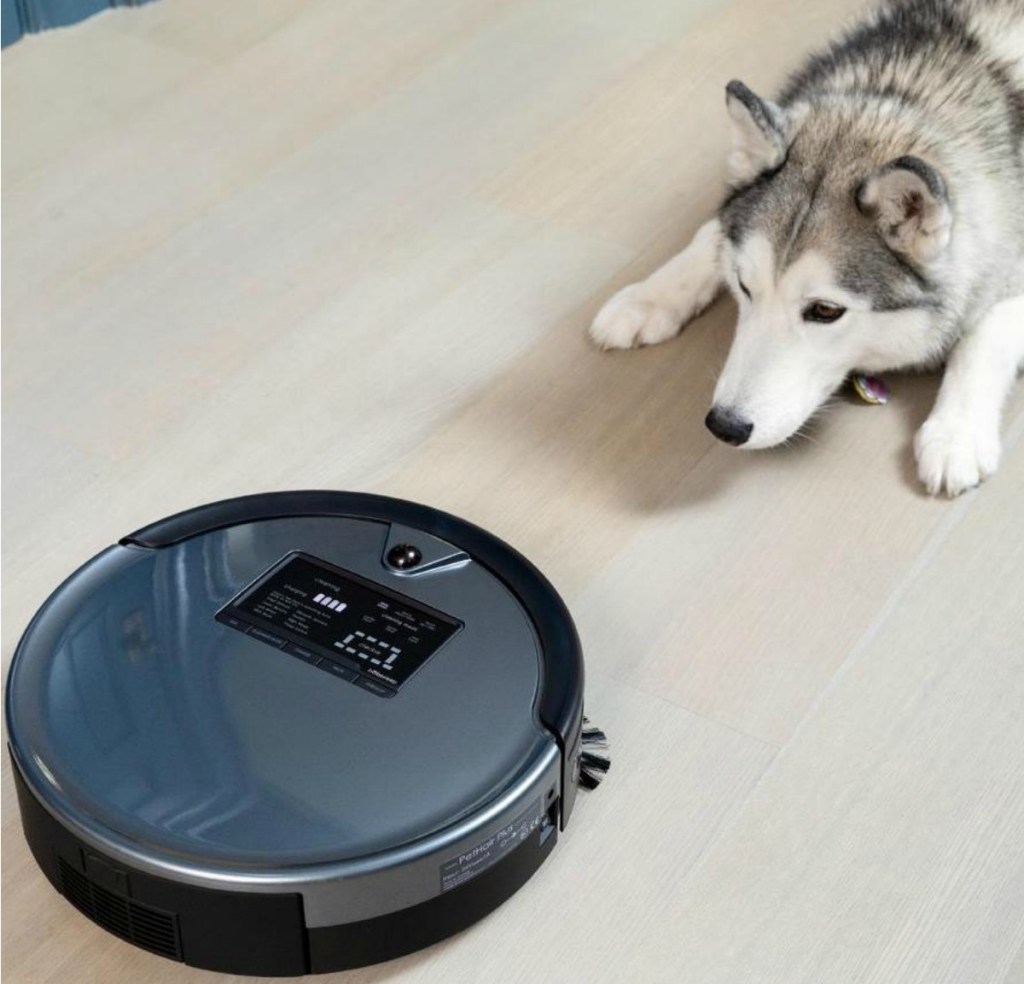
[855,156,952,265]
[725,80,790,185]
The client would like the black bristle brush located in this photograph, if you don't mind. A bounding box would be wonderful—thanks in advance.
[578,717,611,790]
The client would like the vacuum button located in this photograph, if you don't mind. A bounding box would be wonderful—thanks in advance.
[284,643,321,667]
[354,676,396,698]
[321,660,358,682]
[386,543,422,570]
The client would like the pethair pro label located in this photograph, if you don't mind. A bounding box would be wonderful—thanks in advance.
[440,799,544,893]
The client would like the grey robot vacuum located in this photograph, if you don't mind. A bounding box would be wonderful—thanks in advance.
[6,491,608,976]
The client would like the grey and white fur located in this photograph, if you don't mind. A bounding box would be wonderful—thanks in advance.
[590,0,1024,496]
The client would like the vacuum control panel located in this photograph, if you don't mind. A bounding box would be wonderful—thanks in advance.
[217,551,462,695]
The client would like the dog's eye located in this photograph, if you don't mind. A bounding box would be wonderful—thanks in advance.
[737,279,752,300]
[802,300,846,323]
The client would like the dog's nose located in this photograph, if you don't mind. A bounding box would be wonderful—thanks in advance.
[705,406,753,446]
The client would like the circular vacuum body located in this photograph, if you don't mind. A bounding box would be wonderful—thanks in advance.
[7,492,585,976]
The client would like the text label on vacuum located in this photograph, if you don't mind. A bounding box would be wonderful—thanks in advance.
[439,799,544,893]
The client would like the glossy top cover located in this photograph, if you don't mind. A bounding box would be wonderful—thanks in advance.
[6,510,556,871]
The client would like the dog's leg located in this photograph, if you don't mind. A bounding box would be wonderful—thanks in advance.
[915,293,1024,496]
[589,218,723,350]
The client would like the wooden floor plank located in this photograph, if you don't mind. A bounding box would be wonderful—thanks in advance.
[639,430,1024,984]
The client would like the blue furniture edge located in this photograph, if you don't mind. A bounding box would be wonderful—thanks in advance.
[3,0,155,47]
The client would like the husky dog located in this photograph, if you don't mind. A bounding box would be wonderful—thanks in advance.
[590,0,1024,496]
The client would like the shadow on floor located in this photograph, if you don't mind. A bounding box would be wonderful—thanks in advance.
[443,278,943,515]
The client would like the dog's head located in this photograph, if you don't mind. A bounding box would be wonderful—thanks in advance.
[708,81,952,448]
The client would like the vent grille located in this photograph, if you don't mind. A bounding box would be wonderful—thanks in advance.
[58,859,182,961]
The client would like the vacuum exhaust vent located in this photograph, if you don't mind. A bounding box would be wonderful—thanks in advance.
[58,858,182,961]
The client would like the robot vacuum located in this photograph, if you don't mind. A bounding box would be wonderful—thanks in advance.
[7,491,606,976]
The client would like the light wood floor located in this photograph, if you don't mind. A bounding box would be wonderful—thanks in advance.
[3,1,1023,981]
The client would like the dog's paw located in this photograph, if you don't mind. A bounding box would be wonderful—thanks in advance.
[914,412,1001,497]
[588,285,682,350]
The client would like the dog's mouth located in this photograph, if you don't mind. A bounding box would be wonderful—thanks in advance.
[706,374,892,448]
[707,367,855,450]
[704,396,830,450]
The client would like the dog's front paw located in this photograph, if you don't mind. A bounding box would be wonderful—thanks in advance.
[588,285,682,350]
[914,412,1001,497]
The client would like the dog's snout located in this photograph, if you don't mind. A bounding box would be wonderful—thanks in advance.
[705,406,753,446]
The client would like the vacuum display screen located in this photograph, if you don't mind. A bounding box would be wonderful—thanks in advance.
[217,552,461,692]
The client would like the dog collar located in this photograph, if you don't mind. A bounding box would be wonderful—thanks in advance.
[852,373,890,405]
